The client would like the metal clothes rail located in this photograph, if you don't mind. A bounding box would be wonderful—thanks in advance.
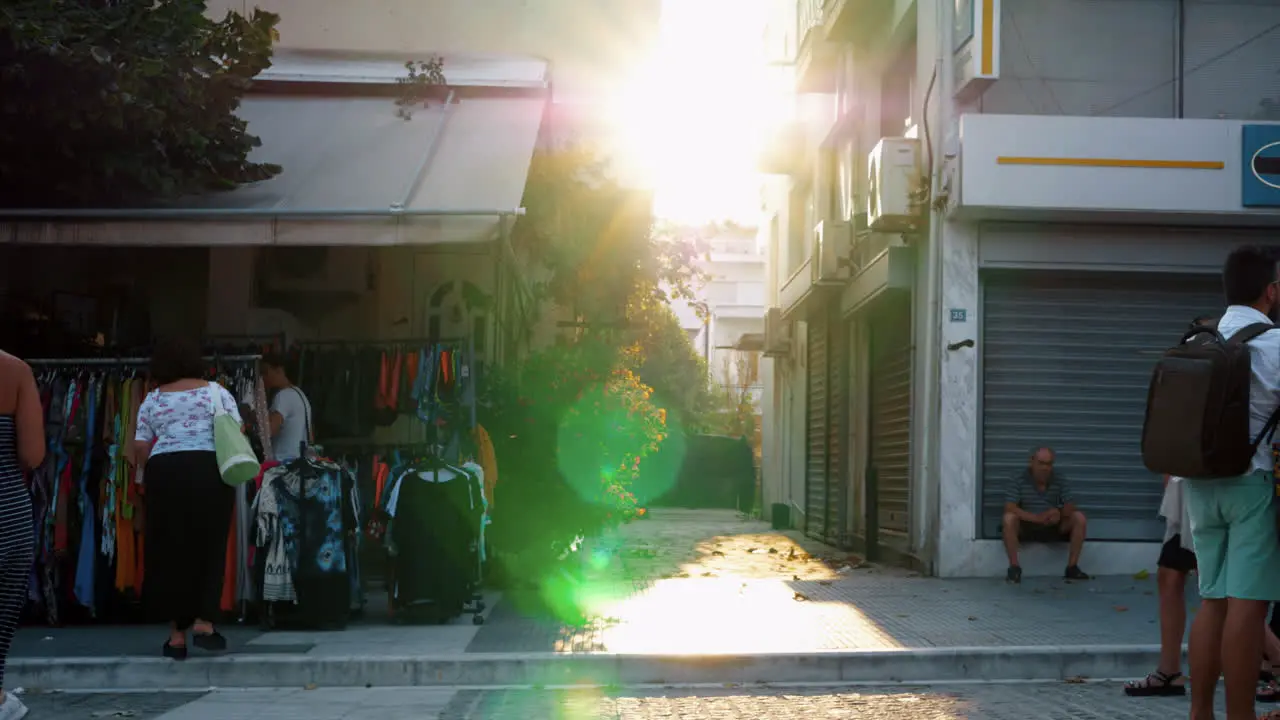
[26,354,262,366]
[295,337,466,348]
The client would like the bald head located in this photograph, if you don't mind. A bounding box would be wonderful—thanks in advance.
[1029,447,1055,484]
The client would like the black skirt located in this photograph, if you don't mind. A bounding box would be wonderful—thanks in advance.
[143,450,234,628]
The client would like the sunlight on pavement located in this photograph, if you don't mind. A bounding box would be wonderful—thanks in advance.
[591,577,903,654]
[554,511,905,654]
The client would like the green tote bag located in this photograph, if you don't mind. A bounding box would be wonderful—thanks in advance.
[210,382,259,486]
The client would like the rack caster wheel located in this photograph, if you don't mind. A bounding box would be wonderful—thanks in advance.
[472,614,485,626]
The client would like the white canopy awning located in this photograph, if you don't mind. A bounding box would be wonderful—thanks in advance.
[2,91,546,246]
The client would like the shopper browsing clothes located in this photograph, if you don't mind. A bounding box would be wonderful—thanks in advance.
[262,353,312,461]
[0,350,44,719]
[1124,315,1214,698]
[129,336,239,660]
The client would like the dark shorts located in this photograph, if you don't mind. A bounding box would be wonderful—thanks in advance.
[1157,534,1197,573]
[1018,525,1069,544]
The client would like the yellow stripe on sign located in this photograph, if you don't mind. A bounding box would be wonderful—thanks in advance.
[981,0,995,76]
[996,156,1225,170]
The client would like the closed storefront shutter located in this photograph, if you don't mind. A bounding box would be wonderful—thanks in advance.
[806,314,830,541]
[869,300,913,547]
[825,315,847,545]
[980,271,1223,541]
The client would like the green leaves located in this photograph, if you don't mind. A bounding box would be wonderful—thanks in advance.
[0,0,281,207]
[508,142,719,433]
[396,57,446,121]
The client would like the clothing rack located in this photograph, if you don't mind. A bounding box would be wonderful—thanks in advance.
[295,338,466,348]
[205,333,287,351]
[25,354,262,366]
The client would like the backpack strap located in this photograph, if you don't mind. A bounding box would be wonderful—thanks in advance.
[1228,322,1275,346]
[1236,322,1280,448]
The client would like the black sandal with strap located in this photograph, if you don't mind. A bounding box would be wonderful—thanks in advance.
[1124,670,1186,697]
[1260,679,1280,703]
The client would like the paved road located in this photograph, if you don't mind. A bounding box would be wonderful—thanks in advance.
[20,683,1227,719]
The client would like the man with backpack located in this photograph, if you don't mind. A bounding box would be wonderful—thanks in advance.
[1142,245,1280,720]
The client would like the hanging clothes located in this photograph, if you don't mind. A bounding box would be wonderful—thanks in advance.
[472,424,498,509]
[252,455,358,627]
[22,358,262,626]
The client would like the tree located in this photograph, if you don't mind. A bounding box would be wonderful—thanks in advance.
[512,143,706,331]
[481,140,716,590]
[623,297,718,432]
[0,0,281,207]
[510,141,713,424]
[709,351,760,439]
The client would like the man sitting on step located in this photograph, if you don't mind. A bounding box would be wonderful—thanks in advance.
[1002,446,1091,584]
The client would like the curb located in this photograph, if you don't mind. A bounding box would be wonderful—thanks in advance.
[9,645,1166,689]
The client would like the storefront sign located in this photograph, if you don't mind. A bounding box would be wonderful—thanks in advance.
[953,0,1000,102]
[1243,124,1280,208]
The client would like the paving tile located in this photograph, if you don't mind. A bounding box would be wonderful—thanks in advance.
[19,690,207,719]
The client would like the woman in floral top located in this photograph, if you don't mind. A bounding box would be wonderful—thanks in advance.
[129,336,241,661]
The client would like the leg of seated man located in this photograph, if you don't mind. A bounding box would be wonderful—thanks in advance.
[1059,511,1089,578]
[1001,512,1022,583]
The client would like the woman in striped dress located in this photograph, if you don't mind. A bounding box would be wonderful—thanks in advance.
[0,351,45,720]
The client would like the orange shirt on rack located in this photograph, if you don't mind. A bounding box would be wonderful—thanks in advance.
[473,424,498,509]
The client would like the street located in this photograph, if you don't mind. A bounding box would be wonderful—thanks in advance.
[20,682,1219,719]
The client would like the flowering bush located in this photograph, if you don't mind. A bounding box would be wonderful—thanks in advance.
[517,339,668,528]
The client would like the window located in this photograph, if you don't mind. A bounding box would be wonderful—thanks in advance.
[786,184,811,275]
[880,39,917,136]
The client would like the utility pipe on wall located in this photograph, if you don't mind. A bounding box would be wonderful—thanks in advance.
[919,0,955,575]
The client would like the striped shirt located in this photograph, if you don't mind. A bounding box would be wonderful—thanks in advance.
[1005,469,1074,514]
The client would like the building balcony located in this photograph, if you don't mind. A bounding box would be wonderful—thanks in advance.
[794,0,837,92]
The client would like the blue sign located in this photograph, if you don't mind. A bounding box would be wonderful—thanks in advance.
[949,308,967,323]
[1242,125,1280,208]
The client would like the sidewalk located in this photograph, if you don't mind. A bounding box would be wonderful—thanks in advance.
[18,683,1222,720]
[9,510,1181,689]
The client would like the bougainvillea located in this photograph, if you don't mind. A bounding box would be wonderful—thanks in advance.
[517,338,667,528]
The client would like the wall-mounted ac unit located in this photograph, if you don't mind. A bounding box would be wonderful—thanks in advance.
[260,247,373,296]
[763,307,791,357]
[867,137,921,233]
[813,219,852,284]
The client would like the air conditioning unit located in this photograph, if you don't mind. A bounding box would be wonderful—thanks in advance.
[763,307,791,357]
[867,137,922,233]
[261,247,373,296]
[813,219,853,284]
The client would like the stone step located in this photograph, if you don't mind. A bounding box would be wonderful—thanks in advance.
[10,645,1168,690]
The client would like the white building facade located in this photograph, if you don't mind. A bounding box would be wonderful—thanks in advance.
[671,227,767,407]
[760,0,1280,575]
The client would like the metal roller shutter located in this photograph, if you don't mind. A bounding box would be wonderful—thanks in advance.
[825,315,848,545]
[870,301,913,545]
[980,271,1223,541]
[806,314,830,541]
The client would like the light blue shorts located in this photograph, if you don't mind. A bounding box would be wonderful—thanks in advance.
[1186,471,1280,601]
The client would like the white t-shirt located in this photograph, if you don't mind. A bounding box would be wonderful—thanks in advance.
[136,384,243,456]
[270,386,312,461]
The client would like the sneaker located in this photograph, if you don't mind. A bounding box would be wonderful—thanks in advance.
[0,692,29,720]
[1006,565,1022,584]
[1064,565,1091,580]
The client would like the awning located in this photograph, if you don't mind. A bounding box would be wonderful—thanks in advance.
[2,92,546,246]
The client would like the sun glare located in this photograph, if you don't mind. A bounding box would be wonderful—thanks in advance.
[608,0,781,225]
